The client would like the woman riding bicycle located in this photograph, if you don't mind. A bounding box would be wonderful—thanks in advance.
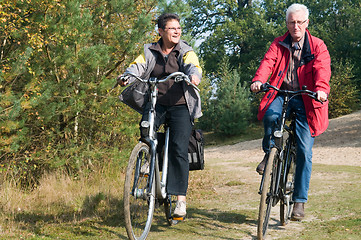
[118,13,202,219]
[250,3,331,221]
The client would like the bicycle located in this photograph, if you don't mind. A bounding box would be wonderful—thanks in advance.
[256,83,322,240]
[121,71,199,240]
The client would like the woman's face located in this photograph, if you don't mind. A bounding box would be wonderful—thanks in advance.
[158,19,181,46]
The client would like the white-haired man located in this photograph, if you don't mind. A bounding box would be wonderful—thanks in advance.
[251,3,331,220]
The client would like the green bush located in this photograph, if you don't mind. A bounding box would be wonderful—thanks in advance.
[329,60,360,118]
[199,61,253,136]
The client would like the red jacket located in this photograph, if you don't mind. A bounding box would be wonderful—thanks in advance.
[252,29,331,137]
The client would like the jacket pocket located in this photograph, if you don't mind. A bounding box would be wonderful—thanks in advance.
[312,98,328,109]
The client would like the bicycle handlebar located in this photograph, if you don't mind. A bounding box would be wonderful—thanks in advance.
[120,71,200,92]
[259,83,323,103]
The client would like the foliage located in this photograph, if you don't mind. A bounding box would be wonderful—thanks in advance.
[184,0,283,77]
[0,0,158,186]
[329,60,359,118]
[199,59,252,136]
[1,0,361,186]
[183,0,361,132]
[306,0,361,101]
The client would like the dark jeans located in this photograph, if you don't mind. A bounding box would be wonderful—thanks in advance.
[141,104,192,196]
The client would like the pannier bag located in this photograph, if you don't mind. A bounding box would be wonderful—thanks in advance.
[119,81,149,114]
[157,129,205,171]
[188,129,205,170]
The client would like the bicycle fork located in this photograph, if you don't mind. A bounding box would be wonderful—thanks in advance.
[258,147,283,206]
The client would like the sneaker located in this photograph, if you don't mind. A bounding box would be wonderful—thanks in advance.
[256,153,269,175]
[173,200,186,217]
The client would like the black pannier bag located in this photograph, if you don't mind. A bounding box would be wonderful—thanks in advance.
[188,129,205,170]
[119,81,149,114]
[156,129,205,171]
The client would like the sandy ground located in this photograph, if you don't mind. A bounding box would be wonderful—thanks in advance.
[205,110,361,167]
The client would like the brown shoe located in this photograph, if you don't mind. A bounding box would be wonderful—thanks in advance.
[291,202,305,221]
[256,154,268,175]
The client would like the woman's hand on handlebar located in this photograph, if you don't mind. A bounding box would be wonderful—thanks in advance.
[116,75,129,87]
[191,75,200,86]
[250,81,263,93]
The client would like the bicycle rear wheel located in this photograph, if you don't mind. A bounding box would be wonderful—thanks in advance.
[280,150,296,226]
[124,142,155,240]
[257,147,277,240]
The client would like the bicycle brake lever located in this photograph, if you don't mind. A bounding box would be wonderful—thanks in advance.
[313,92,325,104]
[259,83,270,93]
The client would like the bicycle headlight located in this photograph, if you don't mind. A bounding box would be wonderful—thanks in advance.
[274,130,283,138]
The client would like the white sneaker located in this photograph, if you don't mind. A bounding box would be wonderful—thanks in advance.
[173,200,186,217]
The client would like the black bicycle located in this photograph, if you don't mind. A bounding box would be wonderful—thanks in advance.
[257,83,322,240]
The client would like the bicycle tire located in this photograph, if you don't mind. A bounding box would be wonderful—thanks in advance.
[257,147,277,240]
[124,142,155,240]
[280,149,296,226]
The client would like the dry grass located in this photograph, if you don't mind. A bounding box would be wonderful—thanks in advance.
[0,168,125,238]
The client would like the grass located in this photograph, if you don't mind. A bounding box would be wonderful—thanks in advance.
[0,168,127,239]
[0,128,360,239]
[203,123,264,146]
[278,164,361,240]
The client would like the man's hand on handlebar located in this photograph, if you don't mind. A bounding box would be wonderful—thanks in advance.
[316,90,328,102]
[250,81,263,93]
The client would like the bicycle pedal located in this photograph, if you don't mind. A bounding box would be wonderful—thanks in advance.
[172,216,186,221]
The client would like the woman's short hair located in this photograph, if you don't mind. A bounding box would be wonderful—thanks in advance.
[157,13,180,29]
[286,3,309,21]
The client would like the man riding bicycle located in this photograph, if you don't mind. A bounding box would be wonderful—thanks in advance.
[250,3,331,220]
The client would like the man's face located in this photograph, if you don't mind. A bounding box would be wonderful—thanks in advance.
[287,11,309,42]
[158,19,181,46]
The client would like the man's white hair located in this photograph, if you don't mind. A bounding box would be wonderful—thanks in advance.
[286,3,309,21]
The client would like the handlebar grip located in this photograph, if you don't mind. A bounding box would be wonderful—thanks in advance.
[260,83,269,92]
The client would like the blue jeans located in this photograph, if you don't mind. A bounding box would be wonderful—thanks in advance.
[262,95,314,203]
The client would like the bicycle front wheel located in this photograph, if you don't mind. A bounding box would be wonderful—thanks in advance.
[124,142,155,240]
[257,147,277,240]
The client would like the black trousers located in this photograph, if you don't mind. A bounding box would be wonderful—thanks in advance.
[141,104,192,196]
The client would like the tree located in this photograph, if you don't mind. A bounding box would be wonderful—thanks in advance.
[328,60,359,118]
[199,59,252,136]
[0,0,158,186]
[183,0,283,78]
[183,0,361,129]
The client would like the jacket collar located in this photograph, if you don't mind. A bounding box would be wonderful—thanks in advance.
[279,29,314,66]
[149,38,180,55]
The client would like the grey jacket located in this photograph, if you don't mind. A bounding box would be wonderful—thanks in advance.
[125,40,202,119]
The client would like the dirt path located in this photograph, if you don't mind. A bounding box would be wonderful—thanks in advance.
[202,110,361,239]
[206,110,361,167]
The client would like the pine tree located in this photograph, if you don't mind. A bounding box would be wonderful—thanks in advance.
[200,59,252,136]
[0,0,158,186]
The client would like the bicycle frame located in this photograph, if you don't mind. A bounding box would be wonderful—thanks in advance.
[258,94,300,201]
[123,71,200,240]
[126,72,197,201]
